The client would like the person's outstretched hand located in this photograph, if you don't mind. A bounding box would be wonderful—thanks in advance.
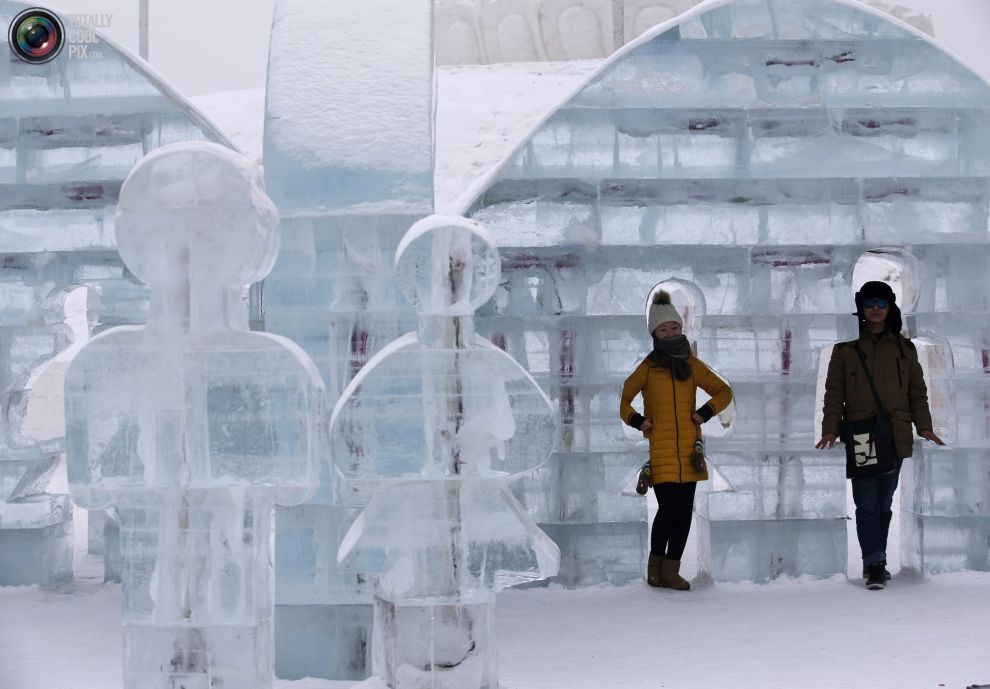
[816,433,838,449]
[920,429,945,446]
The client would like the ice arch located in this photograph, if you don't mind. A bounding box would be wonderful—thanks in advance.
[461,0,990,583]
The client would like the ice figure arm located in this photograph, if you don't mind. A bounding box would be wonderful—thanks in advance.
[821,346,847,438]
[904,341,934,433]
[692,358,732,419]
[620,359,648,429]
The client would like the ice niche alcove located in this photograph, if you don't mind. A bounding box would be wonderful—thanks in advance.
[463,0,990,582]
[330,216,560,689]
[65,142,324,689]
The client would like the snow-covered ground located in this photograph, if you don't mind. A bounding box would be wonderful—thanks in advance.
[2,500,990,689]
[3,61,990,689]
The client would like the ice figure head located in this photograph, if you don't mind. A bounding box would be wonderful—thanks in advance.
[646,279,707,335]
[395,215,501,317]
[852,248,923,313]
[116,143,280,335]
[66,143,324,510]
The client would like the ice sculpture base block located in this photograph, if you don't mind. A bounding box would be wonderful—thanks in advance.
[697,516,847,583]
[901,514,990,575]
[123,621,273,689]
[373,596,497,689]
[275,603,373,681]
[537,521,647,587]
[0,495,73,587]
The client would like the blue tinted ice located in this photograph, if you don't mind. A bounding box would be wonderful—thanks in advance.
[261,0,437,679]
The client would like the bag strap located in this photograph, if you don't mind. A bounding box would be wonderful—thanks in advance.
[853,343,889,414]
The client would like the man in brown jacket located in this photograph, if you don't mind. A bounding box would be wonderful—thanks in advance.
[816,281,944,589]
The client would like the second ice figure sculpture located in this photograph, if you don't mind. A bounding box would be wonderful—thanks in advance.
[330,216,560,689]
[64,143,324,689]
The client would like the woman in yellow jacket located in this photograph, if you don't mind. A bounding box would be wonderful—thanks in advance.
[620,290,733,590]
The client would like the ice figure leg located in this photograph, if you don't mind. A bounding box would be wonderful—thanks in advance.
[120,491,275,689]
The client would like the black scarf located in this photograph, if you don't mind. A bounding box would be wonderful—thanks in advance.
[648,334,692,381]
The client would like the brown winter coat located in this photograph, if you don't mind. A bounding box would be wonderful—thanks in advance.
[821,326,934,459]
[620,355,733,484]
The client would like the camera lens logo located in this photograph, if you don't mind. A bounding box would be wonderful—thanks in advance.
[8,8,65,64]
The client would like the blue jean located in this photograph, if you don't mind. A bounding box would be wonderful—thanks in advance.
[850,460,902,566]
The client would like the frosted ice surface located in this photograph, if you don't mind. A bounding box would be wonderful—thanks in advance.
[261,0,437,679]
[65,143,323,689]
[263,0,434,215]
[464,0,990,582]
[1,0,234,587]
[332,216,558,689]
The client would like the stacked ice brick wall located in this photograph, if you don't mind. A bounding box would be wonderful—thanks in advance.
[261,0,435,679]
[0,0,231,586]
[463,0,990,583]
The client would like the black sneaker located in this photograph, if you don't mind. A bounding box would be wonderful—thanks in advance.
[862,561,892,581]
[866,563,887,590]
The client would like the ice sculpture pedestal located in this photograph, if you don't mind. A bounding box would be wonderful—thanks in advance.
[0,494,72,586]
[373,596,497,689]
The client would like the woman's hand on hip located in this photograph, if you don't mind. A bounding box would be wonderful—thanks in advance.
[816,433,838,449]
[640,418,653,434]
[691,412,705,426]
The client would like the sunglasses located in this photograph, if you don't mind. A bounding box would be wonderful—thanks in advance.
[863,298,888,309]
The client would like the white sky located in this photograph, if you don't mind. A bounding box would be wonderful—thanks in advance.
[41,0,990,96]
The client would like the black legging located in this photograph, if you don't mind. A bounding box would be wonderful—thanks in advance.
[651,481,697,560]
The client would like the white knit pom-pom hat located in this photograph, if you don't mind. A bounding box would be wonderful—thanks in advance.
[647,290,683,335]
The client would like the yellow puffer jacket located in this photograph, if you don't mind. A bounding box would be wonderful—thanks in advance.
[620,355,733,484]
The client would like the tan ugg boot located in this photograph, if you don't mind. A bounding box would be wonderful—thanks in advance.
[647,554,663,587]
[659,558,690,590]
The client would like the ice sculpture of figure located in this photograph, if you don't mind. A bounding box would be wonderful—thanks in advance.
[64,142,324,689]
[330,216,560,689]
